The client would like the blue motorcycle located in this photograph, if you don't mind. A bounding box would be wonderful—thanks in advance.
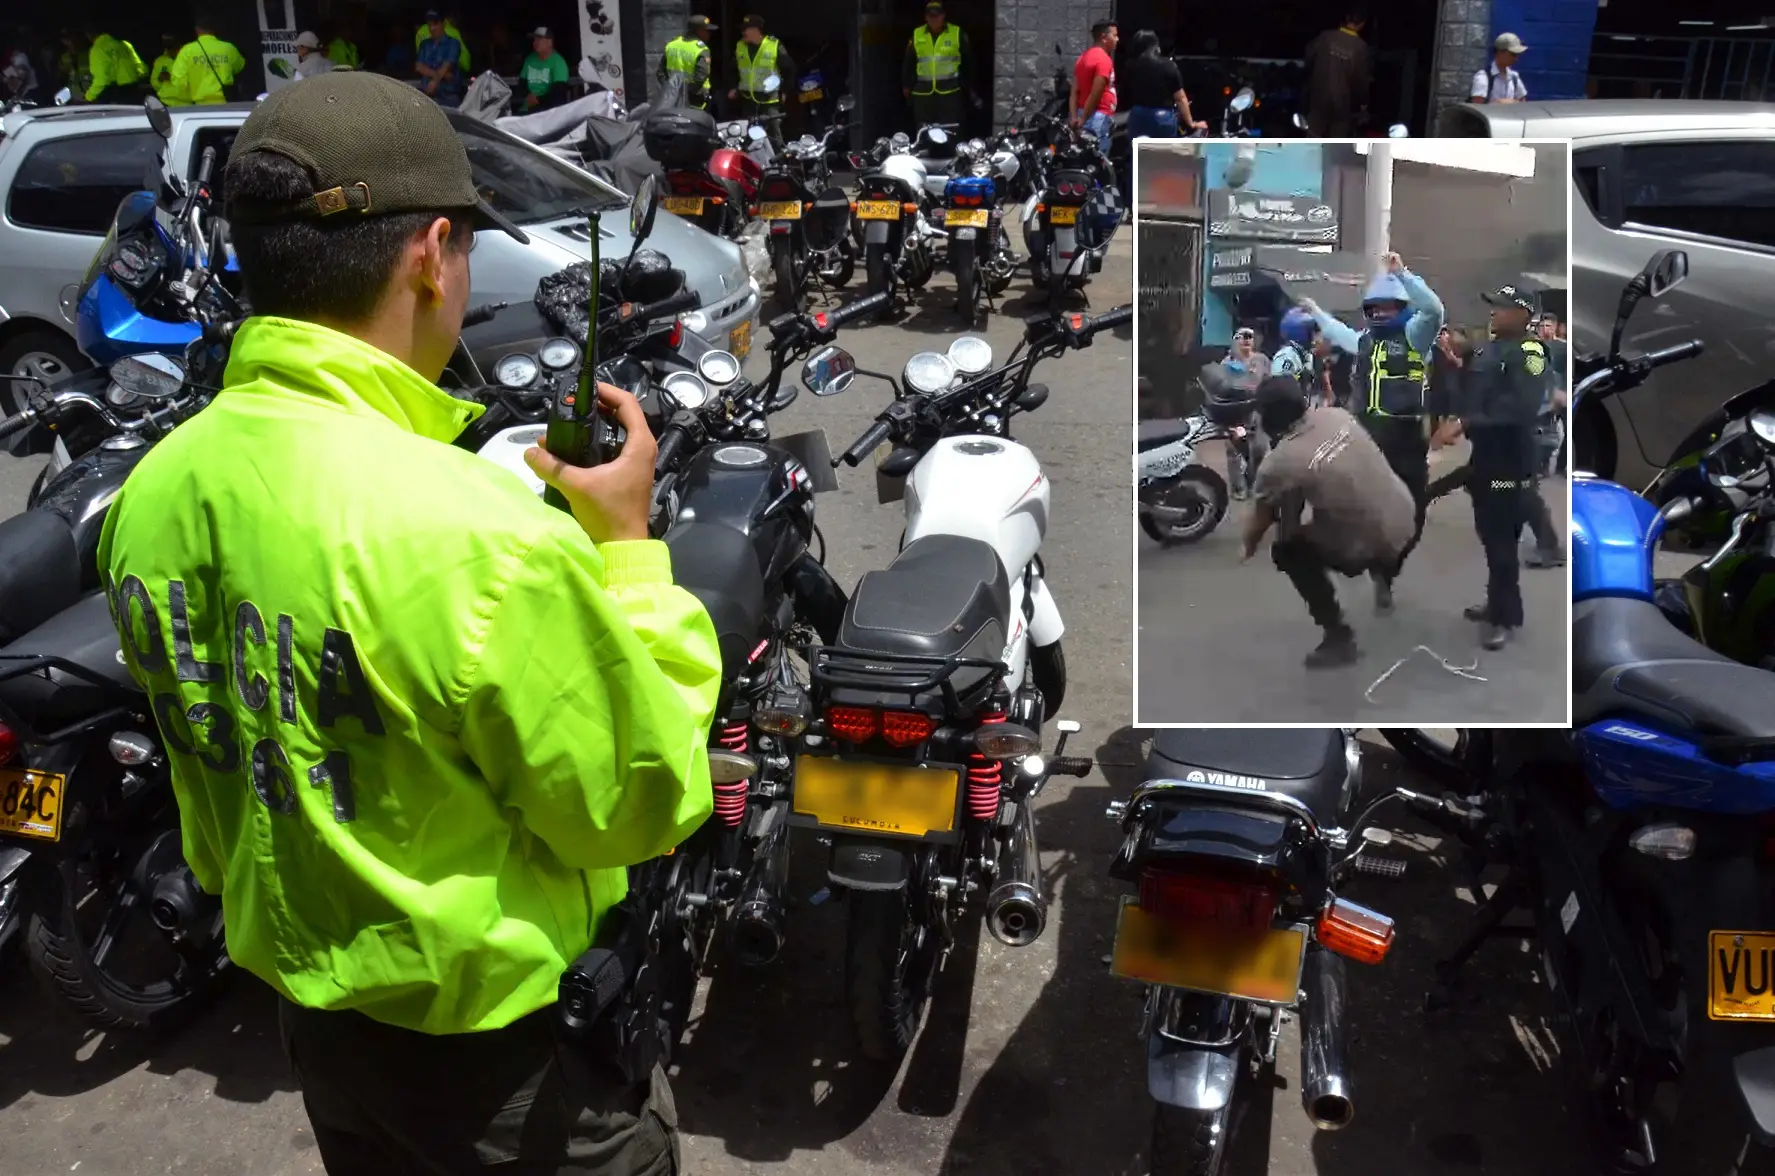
[1383,250,1775,1175]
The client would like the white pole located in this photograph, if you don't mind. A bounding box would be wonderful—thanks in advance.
[1365,142,1393,265]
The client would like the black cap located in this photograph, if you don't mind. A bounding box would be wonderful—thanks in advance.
[925,1,945,12]
[742,14,764,29]
[688,14,716,31]
[423,9,442,21]
[1482,283,1536,313]
[225,71,528,244]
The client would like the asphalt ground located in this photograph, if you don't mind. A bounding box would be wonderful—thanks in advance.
[0,238,1594,1176]
[1135,428,1571,726]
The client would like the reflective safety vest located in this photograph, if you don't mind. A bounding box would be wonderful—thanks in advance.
[736,36,780,103]
[664,36,710,106]
[912,25,961,96]
[1353,325,1426,418]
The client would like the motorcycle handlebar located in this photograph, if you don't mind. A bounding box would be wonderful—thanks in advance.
[461,301,508,329]
[1644,339,1705,368]
[1087,305,1132,334]
[818,290,890,332]
[0,409,36,441]
[654,422,690,473]
[196,146,216,187]
[839,419,893,467]
[633,289,701,324]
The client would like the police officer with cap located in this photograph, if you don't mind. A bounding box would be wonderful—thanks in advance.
[1300,249,1443,614]
[1434,282,1547,649]
[660,13,716,110]
[100,70,718,1171]
[730,15,794,152]
[905,0,972,131]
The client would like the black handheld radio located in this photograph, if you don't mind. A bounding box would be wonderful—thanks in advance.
[542,210,613,513]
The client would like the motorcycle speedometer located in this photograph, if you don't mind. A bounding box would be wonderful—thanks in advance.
[890,131,911,150]
[494,353,540,389]
[903,351,957,395]
[947,336,993,376]
[537,338,580,371]
[698,350,742,387]
[663,370,712,410]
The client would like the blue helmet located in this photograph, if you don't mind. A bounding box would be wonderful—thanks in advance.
[1280,307,1316,347]
[1362,272,1411,327]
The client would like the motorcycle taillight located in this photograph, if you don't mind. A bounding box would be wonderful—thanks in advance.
[0,722,16,767]
[1138,866,1277,931]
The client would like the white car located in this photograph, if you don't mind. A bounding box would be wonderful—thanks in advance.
[0,101,762,413]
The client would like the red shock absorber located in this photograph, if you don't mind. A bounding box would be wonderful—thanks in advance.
[713,721,750,827]
[966,712,1007,822]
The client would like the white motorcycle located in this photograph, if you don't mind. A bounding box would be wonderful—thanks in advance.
[847,125,954,316]
[797,304,1125,1059]
[1138,413,1234,546]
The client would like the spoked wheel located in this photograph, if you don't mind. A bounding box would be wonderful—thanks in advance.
[844,888,936,1061]
[816,239,855,288]
[1139,468,1229,546]
[1377,729,1493,788]
[986,227,1016,295]
[27,820,228,1031]
[774,248,806,313]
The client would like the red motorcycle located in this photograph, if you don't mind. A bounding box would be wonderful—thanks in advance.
[645,105,765,241]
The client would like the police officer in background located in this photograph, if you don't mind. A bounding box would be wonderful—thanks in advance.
[905,1,972,131]
[1300,249,1444,614]
[730,15,793,151]
[99,72,718,1172]
[1272,307,1320,401]
[1434,283,1547,649]
[660,14,716,110]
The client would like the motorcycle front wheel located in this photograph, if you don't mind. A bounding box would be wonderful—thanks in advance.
[864,242,894,319]
[774,247,805,313]
[817,239,855,288]
[1139,467,1229,546]
[986,227,1016,295]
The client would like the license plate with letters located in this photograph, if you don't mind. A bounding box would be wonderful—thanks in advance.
[946,208,988,229]
[760,201,802,220]
[1048,205,1079,226]
[1711,931,1775,1020]
[1110,898,1306,1005]
[0,768,64,842]
[728,321,752,359]
[793,755,959,838]
[799,88,824,103]
[856,200,901,221]
[663,196,705,216]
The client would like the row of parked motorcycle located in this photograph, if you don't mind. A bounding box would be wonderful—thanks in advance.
[639,73,1121,323]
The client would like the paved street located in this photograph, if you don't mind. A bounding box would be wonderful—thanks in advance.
[0,240,1594,1176]
[1136,429,1570,726]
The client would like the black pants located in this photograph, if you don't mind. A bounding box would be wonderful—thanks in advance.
[278,998,679,1175]
[1273,532,1375,632]
[737,96,786,151]
[93,80,151,104]
[1432,463,1562,556]
[1472,484,1530,629]
[910,90,965,132]
[1358,413,1428,581]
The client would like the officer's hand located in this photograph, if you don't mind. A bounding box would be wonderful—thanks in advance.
[728,88,737,99]
[1297,297,1319,316]
[1382,251,1404,274]
[525,383,656,544]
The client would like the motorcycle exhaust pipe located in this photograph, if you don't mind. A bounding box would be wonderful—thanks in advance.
[729,811,790,967]
[1298,948,1355,1130]
[987,798,1046,947]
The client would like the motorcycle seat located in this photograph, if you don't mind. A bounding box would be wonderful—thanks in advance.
[664,522,769,675]
[0,511,81,647]
[837,535,1010,689]
[1146,728,1348,826]
[0,592,138,734]
[1137,421,1197,453]
[1574,596,1775,736]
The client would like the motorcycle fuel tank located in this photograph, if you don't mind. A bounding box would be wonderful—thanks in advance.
[1572,474,1664,603]
[904,436,1046,579]
[33,437,153,586]
[708,146,764,193]
[879,152,929,198]
[669,440,813,587]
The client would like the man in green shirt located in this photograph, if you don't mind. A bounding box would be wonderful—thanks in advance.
[170,18,246,105]
[101,71,709,1172]
[519,25,570,111]
[81,25,148,103]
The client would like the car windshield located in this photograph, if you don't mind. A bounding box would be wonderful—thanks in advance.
[452,117,626,226]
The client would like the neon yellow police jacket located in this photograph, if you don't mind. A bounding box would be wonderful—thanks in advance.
[97,315,720,1035]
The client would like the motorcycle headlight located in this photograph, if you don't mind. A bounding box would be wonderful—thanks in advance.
[537,338,580,372]
[697,350,742,387]
[494,353,540,389]
[947,336,993,376]
[903,351,957,395]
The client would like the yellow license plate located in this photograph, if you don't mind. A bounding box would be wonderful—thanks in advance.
[760,201,802,220]
[856,200,901,221]
[663,196,705,216]
[0,767,65,842]
[799,89,824,104]
[1110,898,1306,1005]
[728,320,751,359]
[946,208,988,229]
[793,755,958,838]
[1710,931,1775,1020]
[1048,205,1079,226]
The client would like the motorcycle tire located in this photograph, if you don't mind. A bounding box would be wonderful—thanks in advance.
[774,248,805,314]
[1139,468,1228,547]
[27,824,228,1032]
[953,249,977,320]
[986,228,1016,296]
[864,243,894,320]
[1029,639,1066,721]
[1376,729,1492,789]
[844,888,931,1061]
[1150,1102,1234,1176]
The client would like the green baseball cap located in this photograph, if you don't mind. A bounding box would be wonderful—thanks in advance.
[225,71,528,244]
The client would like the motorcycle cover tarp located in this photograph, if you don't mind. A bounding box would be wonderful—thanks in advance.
[496,90,621,144]
[533,253,685,346]
[575,117,662,195]
[460,71,512,123]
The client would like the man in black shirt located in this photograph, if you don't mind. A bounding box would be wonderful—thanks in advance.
[1433,285,1547,650]
[1303,8,1371,137]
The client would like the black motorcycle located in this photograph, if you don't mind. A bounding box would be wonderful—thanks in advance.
[1023,121,1118,304]
[759,99,859,312]
[1109,730,1402,1173]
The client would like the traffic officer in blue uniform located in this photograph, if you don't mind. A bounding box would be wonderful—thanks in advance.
[1300,249,1444,614]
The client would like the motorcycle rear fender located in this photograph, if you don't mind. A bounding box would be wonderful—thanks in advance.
[864,220,891,244]
[1147,990,1244,1112]
[1737,1047,1775,1146]
[784,551,846,645]
[828,838,910,892]
[1027,573,1063,646]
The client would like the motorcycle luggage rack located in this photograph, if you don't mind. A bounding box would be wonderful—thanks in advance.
[0,654,140,745]
[1130,777,1322,838]
[808,645,1005,712]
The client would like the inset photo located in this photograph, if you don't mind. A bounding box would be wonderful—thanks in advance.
[1134,138,1572,726]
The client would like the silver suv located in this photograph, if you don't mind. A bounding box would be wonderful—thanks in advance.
[1438,99,1775,486]
[0,102,762,412]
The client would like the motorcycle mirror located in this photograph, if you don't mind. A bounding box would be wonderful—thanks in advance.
[1387,123,1410,138]
[54,87,72,105]
[1229,88,1255,113]
[928,127,949,145]
[1016,382,1050,411]
[143,95,173,139]
[1646,249,1689,299]
[630,173,660,243]
[111,353,186,400]
[801,345,857,396]
[836,95,855,114]
[880,445,921,478]
[1292,112,1307,130]
[748,124,768,142]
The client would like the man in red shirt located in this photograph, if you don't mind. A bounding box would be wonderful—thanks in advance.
[1070,20,1118,154]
